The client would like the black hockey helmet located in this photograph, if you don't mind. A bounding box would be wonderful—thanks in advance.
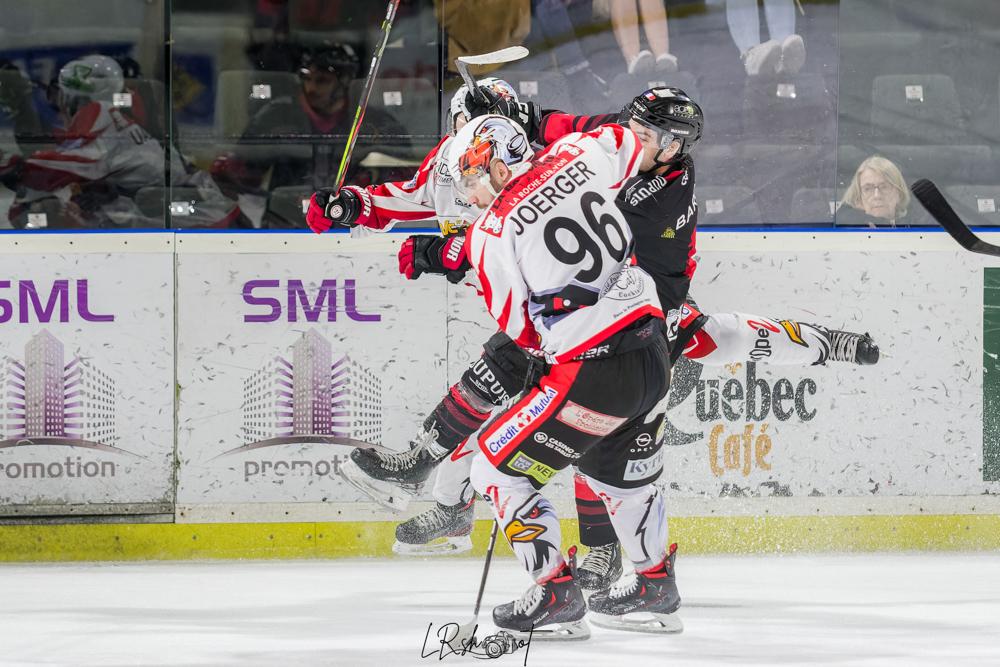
[299,42,360,79]
[620,87,704,159]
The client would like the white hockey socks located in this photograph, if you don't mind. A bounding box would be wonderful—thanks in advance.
[583,476,668,572]
[471,455,565,582]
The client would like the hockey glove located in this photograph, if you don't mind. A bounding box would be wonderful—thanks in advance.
[398,234,470,284]
[464,86,541,141]
[306,186,364,234]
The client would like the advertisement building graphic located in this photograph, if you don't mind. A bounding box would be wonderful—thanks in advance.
[241,330,382,445]
[25,330,65,437]
[293,330,333,436]
[0,330,118,445]
[242,357,294,444]
[1,356,26,439]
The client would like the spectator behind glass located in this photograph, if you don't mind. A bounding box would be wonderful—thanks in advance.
[837,155,912,228]
[610,0,678,75]
[0,56,161,229]
[212,44,409,226]
[727,0,805,77]
[0,56,242,230]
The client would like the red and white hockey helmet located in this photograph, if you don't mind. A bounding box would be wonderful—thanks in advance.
[447,77,518,135]
[448,114,533,200]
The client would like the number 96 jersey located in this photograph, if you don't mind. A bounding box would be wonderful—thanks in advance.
[466,124,664,364]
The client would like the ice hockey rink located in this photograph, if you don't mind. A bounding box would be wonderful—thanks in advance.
[2,552,998,667]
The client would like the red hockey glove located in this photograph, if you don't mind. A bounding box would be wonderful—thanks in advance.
[398,234,470,283]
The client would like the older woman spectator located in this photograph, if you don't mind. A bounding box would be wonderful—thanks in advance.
[837,155,912,227]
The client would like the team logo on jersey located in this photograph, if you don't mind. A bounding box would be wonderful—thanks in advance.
[479,212,505,237]
[601,268,645,301]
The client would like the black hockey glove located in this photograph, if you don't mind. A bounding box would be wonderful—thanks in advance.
[306,187,364,233]
[464,85,541,142]
[398,233,470,284]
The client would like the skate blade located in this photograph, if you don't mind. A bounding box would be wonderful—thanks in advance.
[589,610,683,634]
[392,535,472,556]
[339,459,414,512]
[507,619,590,642]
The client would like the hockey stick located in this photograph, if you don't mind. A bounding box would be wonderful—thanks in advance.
[911,179,1000,257]
[454,46,530,106]
[446,519,500,646]
[327,0,401,214]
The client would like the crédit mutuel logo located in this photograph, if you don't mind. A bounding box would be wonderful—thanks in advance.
[227,278,384,482]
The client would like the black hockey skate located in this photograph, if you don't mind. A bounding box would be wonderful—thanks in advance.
[392,501,474,556]
[493,547,590,641]
[828,330,880,365]
[588,543,683,634]
[339,427,448,512]
[577,542,623,591]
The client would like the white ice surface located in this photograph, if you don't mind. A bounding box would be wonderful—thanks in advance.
[2,552,999,667]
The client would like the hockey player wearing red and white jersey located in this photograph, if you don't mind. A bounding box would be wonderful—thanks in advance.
[474,85,879,591]
[305,77,519,237]
[0,55,240,229]
[452,115,677,639]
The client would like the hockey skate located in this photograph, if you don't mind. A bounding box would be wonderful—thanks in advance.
[493,547,591,641]
[828,330,880,365]
[339,427,448,513]
[392,501,474,556]
[577,542,623,591]
[588,543,683,634]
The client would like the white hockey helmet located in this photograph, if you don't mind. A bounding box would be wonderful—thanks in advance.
[448,114,533,201]
[447,77,518,135]
[57,55,124,115]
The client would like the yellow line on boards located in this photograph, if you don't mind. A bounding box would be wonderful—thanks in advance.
[1,515,998,563]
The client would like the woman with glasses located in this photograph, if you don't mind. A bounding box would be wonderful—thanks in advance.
[838,155,913,227]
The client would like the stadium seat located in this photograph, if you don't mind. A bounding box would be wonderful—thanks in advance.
[265,185,313,229]
[870,74,965,143]
[739,145,833,223]
[498,72,572,113]
[790,188,838,225]
[136,186,238,229]
[943,186,1000,227]
[215,70,302,139]
[741,73,835,144]
[694,144,739,191]
[173,25,254,131]
[696,186,763,225]
[351,77,438,139]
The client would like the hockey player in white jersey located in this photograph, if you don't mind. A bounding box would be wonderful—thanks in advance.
[442,114,679,638]
[0,55,240,229]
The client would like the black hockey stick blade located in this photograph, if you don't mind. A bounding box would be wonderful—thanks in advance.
[911,178,1000,257]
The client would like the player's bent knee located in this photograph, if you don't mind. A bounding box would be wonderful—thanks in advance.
[470,453,535,496]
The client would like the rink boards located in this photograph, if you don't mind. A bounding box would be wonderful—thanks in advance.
[1,230,999,560]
